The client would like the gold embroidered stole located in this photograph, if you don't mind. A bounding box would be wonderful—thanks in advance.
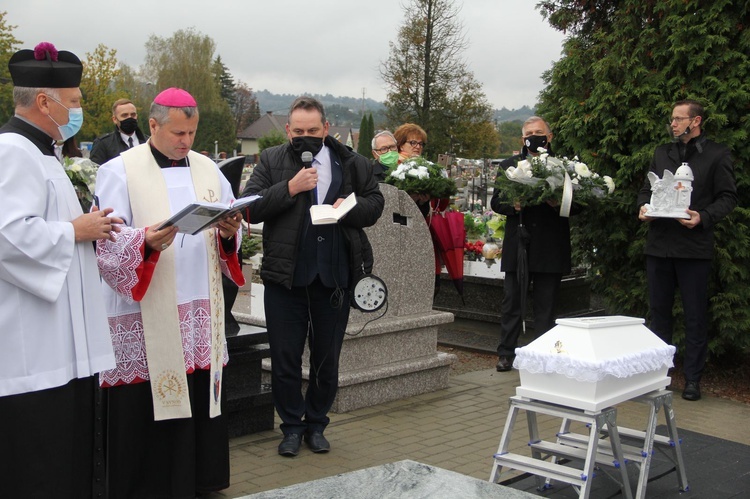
[122,145,225,420]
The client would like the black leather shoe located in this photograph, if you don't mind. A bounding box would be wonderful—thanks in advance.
[496,356,512,372]
[278,433,302,457]
[682,381,701,401]
[304,431,330,453]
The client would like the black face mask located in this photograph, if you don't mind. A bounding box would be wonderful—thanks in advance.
[291,136,324,158]
[118,117,138,135]
[523,134,548,153]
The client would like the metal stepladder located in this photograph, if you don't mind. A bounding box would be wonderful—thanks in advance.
[489,390,689,498]
[553,389,689,498]
[489,396,633,499]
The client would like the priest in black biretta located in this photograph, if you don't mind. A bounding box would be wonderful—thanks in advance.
[0,42,121,499]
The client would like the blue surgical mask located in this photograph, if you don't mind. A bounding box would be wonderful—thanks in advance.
[47,95,84,141]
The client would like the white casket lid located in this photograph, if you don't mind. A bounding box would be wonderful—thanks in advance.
[514,315,676,382]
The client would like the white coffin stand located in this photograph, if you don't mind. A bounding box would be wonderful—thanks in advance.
[489,316,689,498]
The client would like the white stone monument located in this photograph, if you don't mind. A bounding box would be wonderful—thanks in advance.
[643,162,694,219]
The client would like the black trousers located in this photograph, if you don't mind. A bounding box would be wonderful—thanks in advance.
[497,271,562,357]
[647,255,711,382]
[265,278,350,436]
[0,376,101,499]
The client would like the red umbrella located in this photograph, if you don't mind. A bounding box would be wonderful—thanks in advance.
[427,203,466,303]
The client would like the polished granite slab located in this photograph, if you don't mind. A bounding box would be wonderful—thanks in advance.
[241,459,536,498]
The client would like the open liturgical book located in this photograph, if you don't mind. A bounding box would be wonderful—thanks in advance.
[157,195,261,235]
[310,192,357,225]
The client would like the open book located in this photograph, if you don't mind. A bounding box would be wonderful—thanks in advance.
[310,192,357,225]
[157,195,261,235]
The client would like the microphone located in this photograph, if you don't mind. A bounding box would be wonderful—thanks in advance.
[669,122,692,142]
[300,151,316,204]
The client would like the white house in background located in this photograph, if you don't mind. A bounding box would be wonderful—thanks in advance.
[237,112,286,160]
[237,111,360,163]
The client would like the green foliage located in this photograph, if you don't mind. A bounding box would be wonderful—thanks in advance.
[194,105,237,154]
[143,28,224,113]
[80,44,125,141]
[537,0,750,355]
[384,156,457,199]
[258,130,287,152]
[497,121,523,156]
[0,12,22,125]
[357,113,374,157]
[241,233,262,258]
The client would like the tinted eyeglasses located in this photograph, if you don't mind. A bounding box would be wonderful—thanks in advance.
[406,140,426,148]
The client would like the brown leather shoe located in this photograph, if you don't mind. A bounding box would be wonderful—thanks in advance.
[496,356,512,372]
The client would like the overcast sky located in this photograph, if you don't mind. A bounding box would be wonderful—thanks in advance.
[5,0,566,110]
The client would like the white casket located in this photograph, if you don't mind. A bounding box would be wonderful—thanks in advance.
[514,316,676,412]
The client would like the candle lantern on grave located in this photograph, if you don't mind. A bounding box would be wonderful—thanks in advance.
[643,162,694,219]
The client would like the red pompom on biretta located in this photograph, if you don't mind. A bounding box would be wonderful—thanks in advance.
[33,42,59,61]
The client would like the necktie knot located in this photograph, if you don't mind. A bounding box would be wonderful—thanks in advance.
[128,137,134,148]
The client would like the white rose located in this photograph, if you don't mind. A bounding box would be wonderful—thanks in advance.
[603,175,615,194]
[574,162,592,178]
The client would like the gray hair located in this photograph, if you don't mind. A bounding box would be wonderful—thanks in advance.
[288,96,326,124]
[522,116,551,134]
[149,102,198,125]
[13,87,59,108]
[371,130,396,150]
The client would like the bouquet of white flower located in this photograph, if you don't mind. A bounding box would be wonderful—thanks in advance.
[63,157,98,212]
[494,149,615,216]
[385,156,457,200]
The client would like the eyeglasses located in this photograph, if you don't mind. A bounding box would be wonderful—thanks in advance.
[406,140,426,148]
[670,116,693,123]
[374,144,398,154]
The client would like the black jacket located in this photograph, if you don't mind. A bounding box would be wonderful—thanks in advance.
[89,125,147,166]
[637,133,737,259]
[241,137,384,289]
[490,150,572,274]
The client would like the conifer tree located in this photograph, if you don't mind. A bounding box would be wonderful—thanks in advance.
[537,0,750,354]
[358,113,374,157]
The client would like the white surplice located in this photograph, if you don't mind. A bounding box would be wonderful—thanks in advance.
[94,155,242,388]
[0,133,115,397]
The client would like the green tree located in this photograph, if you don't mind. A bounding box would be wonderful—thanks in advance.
[0,11,22,125]
[358,113,374,157]
[381,0,496,160]
[143,28,235,154]
[80,44,124,141]
[258,129,287,152]
[536,0,750,355]
[497,121,523,157]
[212,55,235,107]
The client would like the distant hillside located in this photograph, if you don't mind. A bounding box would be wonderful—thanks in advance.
[255,89,532,128]
[493,105,535,123]
[255,90,387,127]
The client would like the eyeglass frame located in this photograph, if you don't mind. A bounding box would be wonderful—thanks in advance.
[670,116,694,123]
[373,144,398,154]
[405,140,426,148]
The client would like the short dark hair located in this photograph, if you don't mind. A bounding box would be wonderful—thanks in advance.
[674,99,705,119]
[288,96,326,124]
